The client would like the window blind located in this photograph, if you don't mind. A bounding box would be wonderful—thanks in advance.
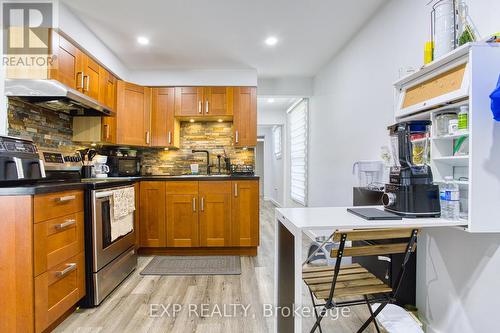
[273,126,282,159]
[288,99,308,205]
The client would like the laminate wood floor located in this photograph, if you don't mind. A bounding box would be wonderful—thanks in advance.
[56,200,375,333]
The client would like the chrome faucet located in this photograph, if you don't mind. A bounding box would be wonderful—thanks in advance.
[192,150,211,175]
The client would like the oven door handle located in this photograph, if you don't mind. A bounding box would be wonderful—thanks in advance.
[95,191,114,198]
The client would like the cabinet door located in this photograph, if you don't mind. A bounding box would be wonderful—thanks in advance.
[166,182,199,247]
[139,182,166,247]
[151,87,179,147]
[50,32,83,91]
[99,69,117,143]
[231,180,259,247]
[82,56,100,100]
[233,87,257,147]
[199,181,232,247]
[174,87,204,117]
[116,81,152,146]
[204,87,233,117]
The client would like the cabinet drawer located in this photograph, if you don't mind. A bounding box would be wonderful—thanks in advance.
[34,190,84,223]
[34,212,84,276]
[34,252,85,333]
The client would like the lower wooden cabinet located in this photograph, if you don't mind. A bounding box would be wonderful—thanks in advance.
[0,191,86,333]
[139,181,166,247]
[34,252,85,333]
[139,180,259,250]
[231,180,260,247]
[199,181,232,247]
[166,182,199,247]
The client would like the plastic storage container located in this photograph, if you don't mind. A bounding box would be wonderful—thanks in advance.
[435,112,458,136]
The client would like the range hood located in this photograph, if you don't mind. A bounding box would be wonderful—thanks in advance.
[5,79,114,116]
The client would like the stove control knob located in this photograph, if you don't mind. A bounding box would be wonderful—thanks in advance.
[382,192,396,206]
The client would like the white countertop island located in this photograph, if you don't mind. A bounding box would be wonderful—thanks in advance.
[273,206,466,333]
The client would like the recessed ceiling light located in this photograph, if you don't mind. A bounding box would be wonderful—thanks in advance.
[137,36,149,45]
[267,98,275,103]
[265,36,278,46]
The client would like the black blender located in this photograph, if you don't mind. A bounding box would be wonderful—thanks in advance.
[383,120,441,217]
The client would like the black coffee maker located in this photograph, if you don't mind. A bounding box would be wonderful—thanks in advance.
[382,121,441,217]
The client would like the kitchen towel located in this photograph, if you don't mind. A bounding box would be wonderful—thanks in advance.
[111,187,135,242]
[113,187,135,220]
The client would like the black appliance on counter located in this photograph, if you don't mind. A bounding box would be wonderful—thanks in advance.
[383,121,441,217]
[0,136,46,182]
[353,187,416,306]
[106,155,141,177]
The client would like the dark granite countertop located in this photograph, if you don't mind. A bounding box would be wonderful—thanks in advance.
[0,175,259,196]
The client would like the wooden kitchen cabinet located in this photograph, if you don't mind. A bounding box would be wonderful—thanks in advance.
[82,56,100,100]
[166,182,200,247]
[233,87,257,147]
[98,67,117,111]
[139,182,166,247]
[231,180,259,246]
[174,87,204,117]
[49,32,84,91]
[151,87,180,148]
[199,181,232,247]
[1,191,86,333]
[203,87,233,117]
[116,80,152,146]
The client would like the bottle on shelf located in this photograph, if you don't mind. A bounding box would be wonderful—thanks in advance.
[440,176,460,220]
[458,105,469,132]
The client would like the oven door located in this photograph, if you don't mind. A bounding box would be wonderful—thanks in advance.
[92,186,136,272]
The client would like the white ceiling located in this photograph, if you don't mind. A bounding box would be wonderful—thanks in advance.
[61,0,387,78]
[257,97,299,113]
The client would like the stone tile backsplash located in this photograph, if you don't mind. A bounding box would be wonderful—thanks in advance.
[7,99,254,174]
[141,122,254,175]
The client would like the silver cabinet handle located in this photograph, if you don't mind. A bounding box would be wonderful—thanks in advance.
[235,130,239,143]
[234,183,238,197]
[198,101,202,114]
[56,263,77,277]
[86,75,90,92]
[104,124,110,140]
[192,197,196,212]
[168,131,172,144]
[55,219,76,230]
[201,197,204,212]
[76,72,84,89]
[57,195,76,202]
[205,100,209,114]
[146,131,150,144]
[83,75,89,92]
[13,157,24,179]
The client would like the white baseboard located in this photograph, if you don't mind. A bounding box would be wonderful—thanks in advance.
[268,198,281,207]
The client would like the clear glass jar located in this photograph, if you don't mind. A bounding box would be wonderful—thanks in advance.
[435,112,458,136]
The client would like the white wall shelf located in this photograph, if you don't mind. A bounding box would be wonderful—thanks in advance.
[395,43,500,233]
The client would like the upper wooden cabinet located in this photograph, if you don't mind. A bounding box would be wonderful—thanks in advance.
[175,87,234,119]
[49,32,84,91]
[231,180,259,247]
[233,87,257,147]
[199,181,232,247]
[175,87,204,117]
[116,81,152,146]
[139,182,166,248]
[82,56,100,100]
[151,87,180,148]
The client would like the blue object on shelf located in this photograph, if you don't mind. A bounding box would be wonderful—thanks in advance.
[490,74,500,121]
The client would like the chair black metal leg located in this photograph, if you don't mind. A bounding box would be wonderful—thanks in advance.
[364,295,381,333]
[356,302,388,333]
[309,290,323,333]
[310,307,327,333]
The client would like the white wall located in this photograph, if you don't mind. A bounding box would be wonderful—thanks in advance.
[258,126,285,207]
[257,77,313,97]
[308,0,500,332]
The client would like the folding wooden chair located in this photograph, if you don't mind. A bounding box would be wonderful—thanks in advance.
[302,228,419,333]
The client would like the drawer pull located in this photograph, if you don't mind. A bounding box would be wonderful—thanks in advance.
[56,263,77,277]
[56,195,76,202]
[55,219,77,230]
